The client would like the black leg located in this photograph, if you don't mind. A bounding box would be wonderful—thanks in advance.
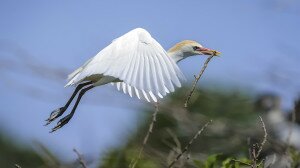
[45,81,92,125]
[50,85,94,133]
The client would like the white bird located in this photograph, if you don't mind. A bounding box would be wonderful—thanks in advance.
[45,28,220,132]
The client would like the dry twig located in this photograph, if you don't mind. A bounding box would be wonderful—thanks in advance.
[168,120,212,168]
[184,56,214,107]
[232,116,268,168]
[130,103,159,168]
[73,148,88,168]
[256,116,267,159]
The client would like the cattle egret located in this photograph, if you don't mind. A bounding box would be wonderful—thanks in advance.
[46,28,220,132]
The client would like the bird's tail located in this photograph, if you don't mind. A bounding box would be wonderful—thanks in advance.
[65,67,83,87]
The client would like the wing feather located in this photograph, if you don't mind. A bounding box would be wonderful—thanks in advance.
[66,28,184,102]
[149,91,157,102]
[122,82,127,94]
[134,88,141,99]
[127,85,133,97]
[142,90,150,102]
[116,82,121,91]
[156,52,174,93]
[147,51,159,95]
[130,50,140,89]
[151,50,166,96]
[137,50,145,90]
[120,46,135,80]
[143,55,151,92]
[125,50,137,86]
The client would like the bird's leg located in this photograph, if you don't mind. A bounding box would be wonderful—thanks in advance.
[45,81,93,125]
[50,85,94,133]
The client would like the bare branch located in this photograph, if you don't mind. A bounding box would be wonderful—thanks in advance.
[168,120,212,168]
[232,116,267,168]
[73,148,88,168]
[184,56,214,107]
[130,103,159,168]
[256,116,267,158]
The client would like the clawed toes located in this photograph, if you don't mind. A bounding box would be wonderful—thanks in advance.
[50,115,72,133]
[50,124,62,133]
[45,107,66,126]
[44,120,51,126]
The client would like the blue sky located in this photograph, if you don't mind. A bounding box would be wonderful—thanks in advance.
[0,0,300,162]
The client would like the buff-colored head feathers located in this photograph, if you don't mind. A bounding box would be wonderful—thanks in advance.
[167,40,220,62]
[168,40,202,53]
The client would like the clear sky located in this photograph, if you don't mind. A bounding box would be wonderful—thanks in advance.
[0,0,300,162]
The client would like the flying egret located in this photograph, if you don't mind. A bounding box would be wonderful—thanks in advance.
[45,28,220,132]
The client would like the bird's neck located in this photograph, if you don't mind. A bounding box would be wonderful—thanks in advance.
[167,50,185,63]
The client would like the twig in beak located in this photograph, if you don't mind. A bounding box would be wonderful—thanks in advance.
[184,55,214,107]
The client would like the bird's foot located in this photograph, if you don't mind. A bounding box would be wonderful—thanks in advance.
[50,114,73,133]
[45,107,66,126]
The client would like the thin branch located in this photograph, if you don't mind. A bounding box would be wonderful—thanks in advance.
[73,148,87,168]
[184,56,214,107]
[168,120,212,168]
[232,116,267,168]
[256,116,267,158]
[130,103,159,168]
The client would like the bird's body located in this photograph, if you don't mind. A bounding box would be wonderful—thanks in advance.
[46,28,220,132]
[65,28,185,102]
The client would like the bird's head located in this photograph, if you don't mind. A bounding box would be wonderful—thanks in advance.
[168,40,221,62]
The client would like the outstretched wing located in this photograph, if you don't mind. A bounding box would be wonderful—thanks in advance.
[66,28,185,102]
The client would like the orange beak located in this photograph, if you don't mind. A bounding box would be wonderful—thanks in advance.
[197,47,221,56]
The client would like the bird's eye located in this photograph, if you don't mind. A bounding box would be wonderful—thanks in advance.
[193,46,199,50]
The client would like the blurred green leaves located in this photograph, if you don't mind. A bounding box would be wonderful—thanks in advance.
[0,134,43,168]
[100,87,262,168]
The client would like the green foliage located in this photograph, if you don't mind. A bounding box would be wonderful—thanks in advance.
[0,134,44,168]
[100,146,160,168]
[289,148,300,167]
[100,87,263,167]
[193,154,253,168]
[193,154,221,168]
[0,133,76,167]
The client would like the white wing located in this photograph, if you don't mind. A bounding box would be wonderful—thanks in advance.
[111,82,167,102]
[66,28,185,102]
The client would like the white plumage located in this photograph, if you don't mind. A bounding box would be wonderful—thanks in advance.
[46,28,220,132]
[66,28,185,102]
